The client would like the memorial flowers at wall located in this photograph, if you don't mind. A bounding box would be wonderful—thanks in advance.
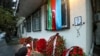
[19,37,33,44]
[68,46,86,56]
[36,38,47,54]
[55,35,66,56]
[25,37,33,44]
[46,33,66,56]
[46,35,55,56]
[32,38,38,51]
[19,34,86,56]
[19,38,26,44]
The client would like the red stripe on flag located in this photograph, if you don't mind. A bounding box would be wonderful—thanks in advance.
[51,0,56,30]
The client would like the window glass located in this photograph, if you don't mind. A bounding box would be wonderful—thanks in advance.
[26,17,31,32]
[32,9,41,32]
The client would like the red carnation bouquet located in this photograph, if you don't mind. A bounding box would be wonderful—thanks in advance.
[36,38,47,54]
[46,35,56,56]
[19,37,32,45]
[32,38,38,51]
[55,35,66,56]
[68,46,86,56]
[46,33,66,56]
[25,37,33,44]
[19,38,26,44]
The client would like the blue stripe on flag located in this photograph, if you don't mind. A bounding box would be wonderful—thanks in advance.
[56,0,62,30]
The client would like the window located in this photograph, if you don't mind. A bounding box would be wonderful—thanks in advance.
[32,9,41,32]
[26,16,31,32]
[46,0,70,31]
[22,23,24,34]
[62,1,67,28]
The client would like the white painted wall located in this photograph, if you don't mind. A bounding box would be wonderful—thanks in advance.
[20,0,93,55]
[86,0,93,55]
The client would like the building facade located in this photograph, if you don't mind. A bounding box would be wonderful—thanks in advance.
[16,0,95,55]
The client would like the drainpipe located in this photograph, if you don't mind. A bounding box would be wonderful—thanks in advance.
[14,0,19,16]
[87,34,94,56]
[88,42,94,56]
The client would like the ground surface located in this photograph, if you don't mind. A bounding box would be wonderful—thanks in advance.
[0,38,22,56]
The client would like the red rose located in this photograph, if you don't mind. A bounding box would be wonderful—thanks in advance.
[73,51,77,55]
[36,38,46,54]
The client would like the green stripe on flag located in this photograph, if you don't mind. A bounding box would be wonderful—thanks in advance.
[47,0,52,30]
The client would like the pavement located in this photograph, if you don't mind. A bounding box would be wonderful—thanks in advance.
[0,39,23,56]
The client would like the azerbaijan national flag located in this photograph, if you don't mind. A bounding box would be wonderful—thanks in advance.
[47,0,62,31]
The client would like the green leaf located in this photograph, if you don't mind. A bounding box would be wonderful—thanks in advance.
[0,6,16,32]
